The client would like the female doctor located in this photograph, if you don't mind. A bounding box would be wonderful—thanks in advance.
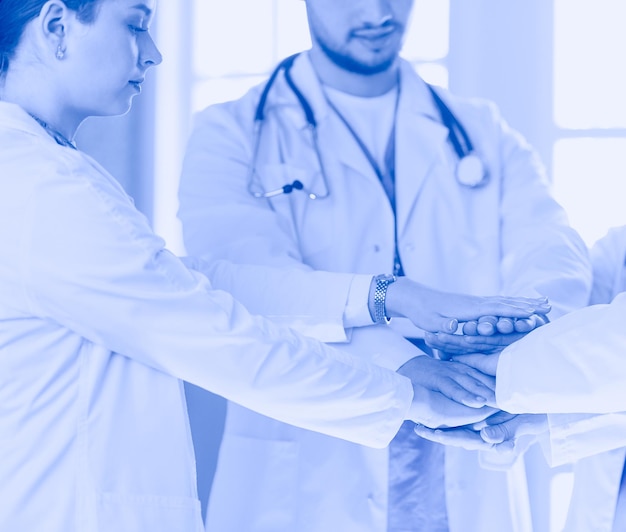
[0,1,545,530]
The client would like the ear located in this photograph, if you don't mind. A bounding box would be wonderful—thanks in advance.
[39,1,71,44]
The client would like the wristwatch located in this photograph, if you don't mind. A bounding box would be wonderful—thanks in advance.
[373,274,396,324]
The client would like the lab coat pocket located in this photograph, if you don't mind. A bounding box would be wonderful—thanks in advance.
[96,492,203,532]
[256,163,335,264]
[254,163,313,199]
[206,435,299,532]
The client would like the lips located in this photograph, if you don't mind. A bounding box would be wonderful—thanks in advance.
[129,79,144,91]
[352,24,398,41]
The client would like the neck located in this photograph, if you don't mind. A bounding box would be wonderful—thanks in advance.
[1,70,82,140]
[308,46,399,97]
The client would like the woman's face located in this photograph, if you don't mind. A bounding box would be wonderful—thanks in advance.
[60,0,162,118]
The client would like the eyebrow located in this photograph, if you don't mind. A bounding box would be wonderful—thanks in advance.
[131,4,152,16]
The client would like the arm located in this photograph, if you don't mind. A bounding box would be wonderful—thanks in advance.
[545,412,626,466]
[589,226,626,304]
[495,293,626,414]
[179,105,552,352]
[23,158,415,449]
[495,102,592,319]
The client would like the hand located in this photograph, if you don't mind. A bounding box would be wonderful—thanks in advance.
[407,384,498,429]
[449,353,501,377]
[460,313,549,336]
[425,314,548,357]
[384,277,551,333]
[477,412,548,446]
[413,412,548,455]
[398,355,498,428]
[397,355,495,408]
[413,423,514,452]
[425,331,525,357]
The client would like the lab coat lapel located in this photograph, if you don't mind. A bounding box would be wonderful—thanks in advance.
[288,54,394,191]
[394,63,450,238]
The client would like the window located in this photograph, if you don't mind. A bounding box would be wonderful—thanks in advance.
[552,0,626,246]
[190,0,451,112]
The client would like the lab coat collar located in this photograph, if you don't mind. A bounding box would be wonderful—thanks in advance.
[281,54,451,232]
[394,63,451,237]
[0,101,64,147]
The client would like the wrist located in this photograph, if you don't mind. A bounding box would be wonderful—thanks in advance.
[368,274,397,323]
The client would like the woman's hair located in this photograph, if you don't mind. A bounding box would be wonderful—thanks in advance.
[0,0,102,75]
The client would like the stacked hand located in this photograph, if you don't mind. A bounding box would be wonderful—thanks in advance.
[425,314,549,358]
[397,295,551,454]
[400,355,498,429]
[384,277,551,334]
[413,411,548,455]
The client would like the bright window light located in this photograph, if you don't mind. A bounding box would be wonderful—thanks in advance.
[553,138,626,246]
[415,63,449,88]
[402,0,450,61]
[554,0,626,128]
[192,76,267,113]
[193,1,276,78]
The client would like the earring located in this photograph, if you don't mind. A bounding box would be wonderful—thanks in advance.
[55,45,65,60]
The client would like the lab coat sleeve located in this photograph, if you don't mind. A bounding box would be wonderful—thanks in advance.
[178,103,361,343]
[530,227,626,466]
[20,154,412,449]
[545,413,626,466]
[496,292,626,414]
[489,103,591,317]
[589,226,626,304]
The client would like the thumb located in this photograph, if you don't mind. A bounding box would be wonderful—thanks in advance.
[435,317,458,334]
[481,423,513,444]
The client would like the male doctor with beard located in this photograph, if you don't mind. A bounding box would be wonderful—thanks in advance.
[178,0,591,530]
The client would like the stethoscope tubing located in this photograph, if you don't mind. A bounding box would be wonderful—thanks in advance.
[247,53,487,199]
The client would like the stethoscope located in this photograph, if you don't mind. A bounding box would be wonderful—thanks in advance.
[247,53,488,200]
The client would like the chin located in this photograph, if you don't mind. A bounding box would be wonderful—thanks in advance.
[93,98,135,118]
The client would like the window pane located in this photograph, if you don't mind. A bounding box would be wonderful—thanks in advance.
[402,0,450,61]
[415,63,449,88]
[553,138,626,246]
[193,1,276,78]
[554,0,626,128]
[192,76,266,112]
[276,0,311,59]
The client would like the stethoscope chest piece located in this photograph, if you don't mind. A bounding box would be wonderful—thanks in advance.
[456,153,488,188]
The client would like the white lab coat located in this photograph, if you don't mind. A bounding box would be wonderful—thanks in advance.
[0,101,414,532]
[179,53,591,532]
[499,227,626,532]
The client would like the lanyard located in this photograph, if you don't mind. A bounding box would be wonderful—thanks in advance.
[323,87,405,276]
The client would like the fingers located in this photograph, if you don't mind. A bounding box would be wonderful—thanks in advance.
[514,313,549,333]
[481,424,510,444]
[435,317,458,334]
[425,331,524,355]
[408,385,497,428]
[414,424,496,451]
[480,414,548,444]
[434,376,494,408]
[472,410,517,430]
[449,353,500,376]
[473,297,551,320]
[476,316,498,335]
[446,360,496,389]
[462,321,478,335]
[496,317,515,334]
